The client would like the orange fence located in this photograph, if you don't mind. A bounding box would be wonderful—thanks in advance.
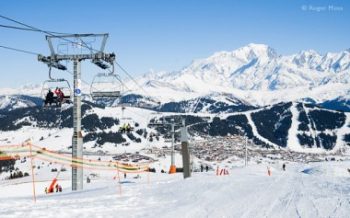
[0,143,152,173]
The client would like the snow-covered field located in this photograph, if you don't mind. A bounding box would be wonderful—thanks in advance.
[1,161,350,218]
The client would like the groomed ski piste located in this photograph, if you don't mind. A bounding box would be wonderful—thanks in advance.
[1,154,350,218]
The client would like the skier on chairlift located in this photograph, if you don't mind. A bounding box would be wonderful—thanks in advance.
[54,88,64,106]
[54,87,60,97]
[119,123,126,133]
[58,88,65,102]
[126,123,131,132]
[44,89,54,106]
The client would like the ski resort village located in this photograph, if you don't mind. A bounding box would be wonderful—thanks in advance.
[0,1,350,218]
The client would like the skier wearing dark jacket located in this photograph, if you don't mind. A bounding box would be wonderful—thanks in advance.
[45,90,54,106]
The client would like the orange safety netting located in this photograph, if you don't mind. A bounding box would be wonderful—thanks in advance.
[0,143,152,173]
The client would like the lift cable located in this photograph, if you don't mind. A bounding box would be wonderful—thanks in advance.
[0,14,97,52]
[0,23,71,35]
[0,44,40,56]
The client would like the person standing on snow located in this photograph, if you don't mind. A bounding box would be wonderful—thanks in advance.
[267,166,271,176]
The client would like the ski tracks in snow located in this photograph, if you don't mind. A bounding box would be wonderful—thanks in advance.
[237,166,345,218]
[239,171,286,218]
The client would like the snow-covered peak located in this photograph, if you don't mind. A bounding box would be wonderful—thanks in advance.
[291,50,321,70]
[292,49,350,73]
[140,69,169,81]
[133,44,350,105]
[234,43,277,61]
[205,43,277,65]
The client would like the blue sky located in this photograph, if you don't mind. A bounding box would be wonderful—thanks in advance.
[0,0,349,87]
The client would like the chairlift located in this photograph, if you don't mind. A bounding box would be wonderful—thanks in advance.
[90,72,123,100]
[41,67,72,107]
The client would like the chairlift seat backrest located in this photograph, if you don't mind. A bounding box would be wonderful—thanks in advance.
[90,72,123,100]
[91,91,121,98]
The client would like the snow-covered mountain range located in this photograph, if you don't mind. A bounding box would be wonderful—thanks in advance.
[135,43,350,105]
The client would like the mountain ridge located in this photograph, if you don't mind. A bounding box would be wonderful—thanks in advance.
[132,43,350,105]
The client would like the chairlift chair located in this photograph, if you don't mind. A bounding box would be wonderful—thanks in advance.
[90,72,123,100]
[41,78,72,106]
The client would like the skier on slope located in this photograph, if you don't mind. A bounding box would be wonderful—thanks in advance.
[267,166,271,176]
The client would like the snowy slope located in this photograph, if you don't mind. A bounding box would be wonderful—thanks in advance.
[0,161,350,218]
[0,101,349,153]
[0,95,41,111]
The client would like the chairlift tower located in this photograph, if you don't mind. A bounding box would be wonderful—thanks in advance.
[180,118,191,178]
[149,117,182,174]
[149,117,191,178]
[236,126,248,167]
[38,34,115,191]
